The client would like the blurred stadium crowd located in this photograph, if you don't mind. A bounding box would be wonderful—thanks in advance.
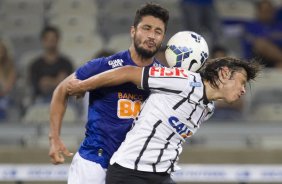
[0,0,282,125]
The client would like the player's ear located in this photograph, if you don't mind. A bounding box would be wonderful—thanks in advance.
[221,67,231,79]
[130,26,135,39]
[218,66,230,82]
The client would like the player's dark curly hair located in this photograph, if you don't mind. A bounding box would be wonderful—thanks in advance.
[133,3,169,32]
[199,57,262,89]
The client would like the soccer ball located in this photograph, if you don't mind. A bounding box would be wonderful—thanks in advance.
[165,31,209,72]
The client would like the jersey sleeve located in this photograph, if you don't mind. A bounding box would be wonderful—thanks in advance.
[141,66,190,94]
[75,57,110,80]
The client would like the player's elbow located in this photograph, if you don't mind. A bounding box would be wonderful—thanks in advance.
[52,80,69,101]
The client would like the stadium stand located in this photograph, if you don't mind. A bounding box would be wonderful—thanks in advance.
[244,68,282,122]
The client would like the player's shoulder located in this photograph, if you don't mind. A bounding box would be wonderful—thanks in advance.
[83,50,125,67]
[105,50,132,69]
[90,50,133,69]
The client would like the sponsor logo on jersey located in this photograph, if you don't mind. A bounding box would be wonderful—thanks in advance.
[168,116,193,139]
[117,92,143,119]
[118,99,141,119]
[149,67,189,78]
[118,92,144,101]
[108,59,124,68]
[190,82,202,87]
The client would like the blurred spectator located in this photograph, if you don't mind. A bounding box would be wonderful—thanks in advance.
[0,40,16,121]
[242,0,282,68]
[276,6,282,23]
[209,45,245,121]
[29,26,73,103]
[180,0,222,47]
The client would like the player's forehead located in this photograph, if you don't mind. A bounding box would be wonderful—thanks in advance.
[138,15,165,30]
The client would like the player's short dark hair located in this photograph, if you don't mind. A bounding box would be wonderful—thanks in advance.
[133,3,169,32]
[40,26,60,40]
[200,57,262,89]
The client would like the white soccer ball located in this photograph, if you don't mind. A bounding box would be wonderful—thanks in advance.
[165,31,209,72]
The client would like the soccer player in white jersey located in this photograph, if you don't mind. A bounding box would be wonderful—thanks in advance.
[66,57,261,184]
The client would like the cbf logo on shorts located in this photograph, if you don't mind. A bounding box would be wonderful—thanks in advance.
[168,116,193,139]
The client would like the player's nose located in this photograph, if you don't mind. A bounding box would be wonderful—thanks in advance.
[241,86,246,95]
[147,30,156,39]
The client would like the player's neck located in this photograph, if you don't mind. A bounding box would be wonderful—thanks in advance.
[129,47,154,67]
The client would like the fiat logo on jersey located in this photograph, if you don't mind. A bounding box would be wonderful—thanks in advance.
[168,116,193,139]
[149,67,189,78]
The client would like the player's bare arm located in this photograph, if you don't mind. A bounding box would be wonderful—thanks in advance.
[49,73,75,164]
[67,66,143,95]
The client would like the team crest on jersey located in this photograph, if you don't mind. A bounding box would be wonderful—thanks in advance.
[168,116,193,139]
[190,82,202,87]
[108,59,124,68]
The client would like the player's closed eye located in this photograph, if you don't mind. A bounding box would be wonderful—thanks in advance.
[142,25,151,31]
[155,30,162,35]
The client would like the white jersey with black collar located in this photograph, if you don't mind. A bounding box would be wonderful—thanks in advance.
[110,66,215,173]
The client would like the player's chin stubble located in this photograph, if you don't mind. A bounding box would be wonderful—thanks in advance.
[134,38,160,59]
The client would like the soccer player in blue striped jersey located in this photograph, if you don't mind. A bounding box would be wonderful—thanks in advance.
[49,3,169,184]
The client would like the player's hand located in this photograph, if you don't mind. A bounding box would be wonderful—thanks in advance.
[49,137,73,165]
[67,78,84,96]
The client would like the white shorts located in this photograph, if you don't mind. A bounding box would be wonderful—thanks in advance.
[68,152,106,184]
